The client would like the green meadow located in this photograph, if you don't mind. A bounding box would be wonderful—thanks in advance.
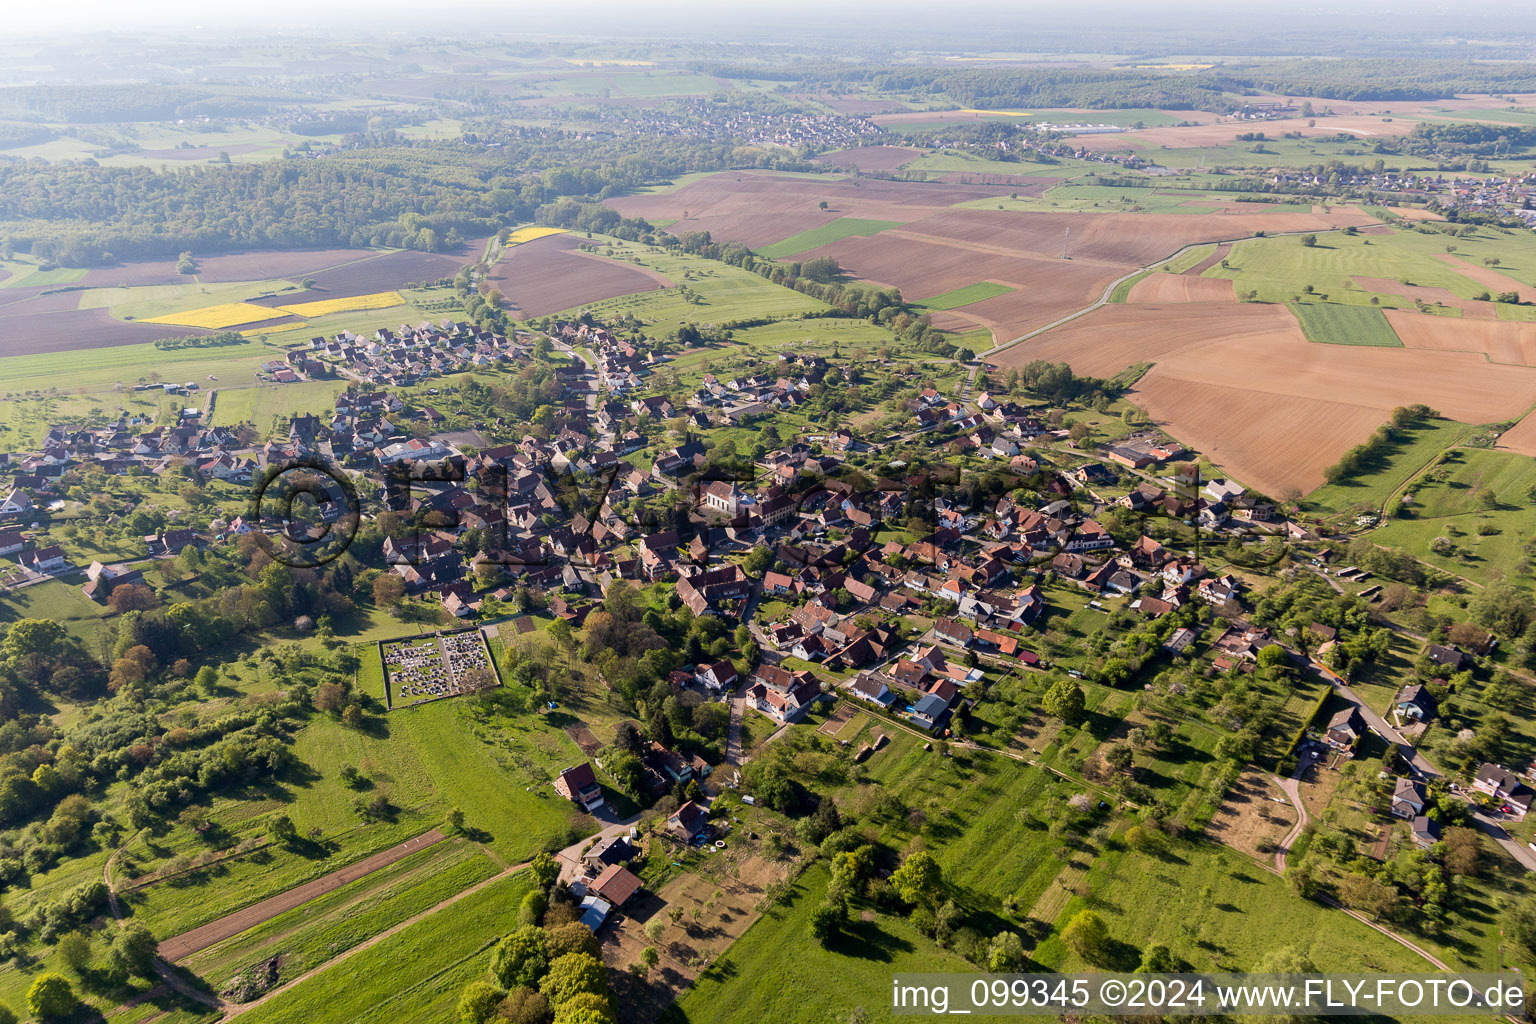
[756,217,907,259]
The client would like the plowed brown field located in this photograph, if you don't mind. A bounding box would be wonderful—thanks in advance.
[486,233,671,317]
[998,301,1536,495]
[1384,309,1536,364]
[1496,408,1536,456]
[1127,273,1235,303]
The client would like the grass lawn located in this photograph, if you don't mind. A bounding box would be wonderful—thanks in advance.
[1304,418,1474,516]
[1290,301,1404,347]
[0,339,281,395]
[913,281,1014,310]
[1034,838,1440,974]
[209,380,349,430]
[1370,446,1536,579]
[1207,227,1536,310]
[237,869,532,1024]
[756,217,907,259]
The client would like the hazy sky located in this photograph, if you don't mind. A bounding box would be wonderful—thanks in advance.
[12,0,1529,39]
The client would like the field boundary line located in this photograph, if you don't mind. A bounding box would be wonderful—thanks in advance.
[220,856,532,1021]
[157,828,447,963]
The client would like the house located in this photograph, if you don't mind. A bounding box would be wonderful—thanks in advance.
[1391,778,1427,820]
[1411,815,1441,850]
[589,864,643,907]
[0,489,33,515]
[1394,683,1436,723]
[1426,644,1468,672]
[696,659,738,693]
[25,545,66,572]
[1473,763,1521,799]
[1163,626,1198,654]
[581,835,637,872]
[553,763,605,812]
[0,529,23,556]
[668,800,709,841]
[909,693,951,732]
[850,671,896,708]
[933,616,973,649]
[1323,707,1366,750]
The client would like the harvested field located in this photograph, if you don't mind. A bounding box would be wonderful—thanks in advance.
[1496,407,1536,457]
[486,233,671,317]
[605,171,1015,249]
[1384,309,1536,364]
[157,830,447,963]
[1001,301,1536,494]
[810,145,924,171]
[1436,253,1531,302]
[608,172,1383,339]
[78,246,474,292]
[0,305,207,357]
[1073,115,1414,151]
[1127,273,1235,303]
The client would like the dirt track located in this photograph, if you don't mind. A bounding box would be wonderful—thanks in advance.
[157,829,446,963]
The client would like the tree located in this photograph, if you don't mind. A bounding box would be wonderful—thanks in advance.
[497,988,552,1024]
[0,1002,15,1024]
[1256,644,1290,670]
[1061,910,1110,963]
[1239,946,1319,1024]
[1042,678,1086,725]
[26,974,74,1019]
[109,922,159,978]
[457,980,504,1024]
[194,665,220,695]
[891,850,944,909]
[1300,234,1318,247]
[987,931,1027,972]
[553,992,614,1024]
[539,952,607,1005]
[372,573,406,607]
[1136,942,1178,973]
[446,807,466,833]
[1338,873,1398,921]
[313,681,346,712]
[809,899,846,946]
[55,931,91,974]
[491,927,550,990]
[640,946,659,970]
[531,850,560,890]
[545,922,600,961]
[268,814,298,845]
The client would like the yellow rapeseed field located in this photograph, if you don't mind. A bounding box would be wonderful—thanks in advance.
[140,302,286,329]
[505,226,567,246]
[276,290,406,318]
